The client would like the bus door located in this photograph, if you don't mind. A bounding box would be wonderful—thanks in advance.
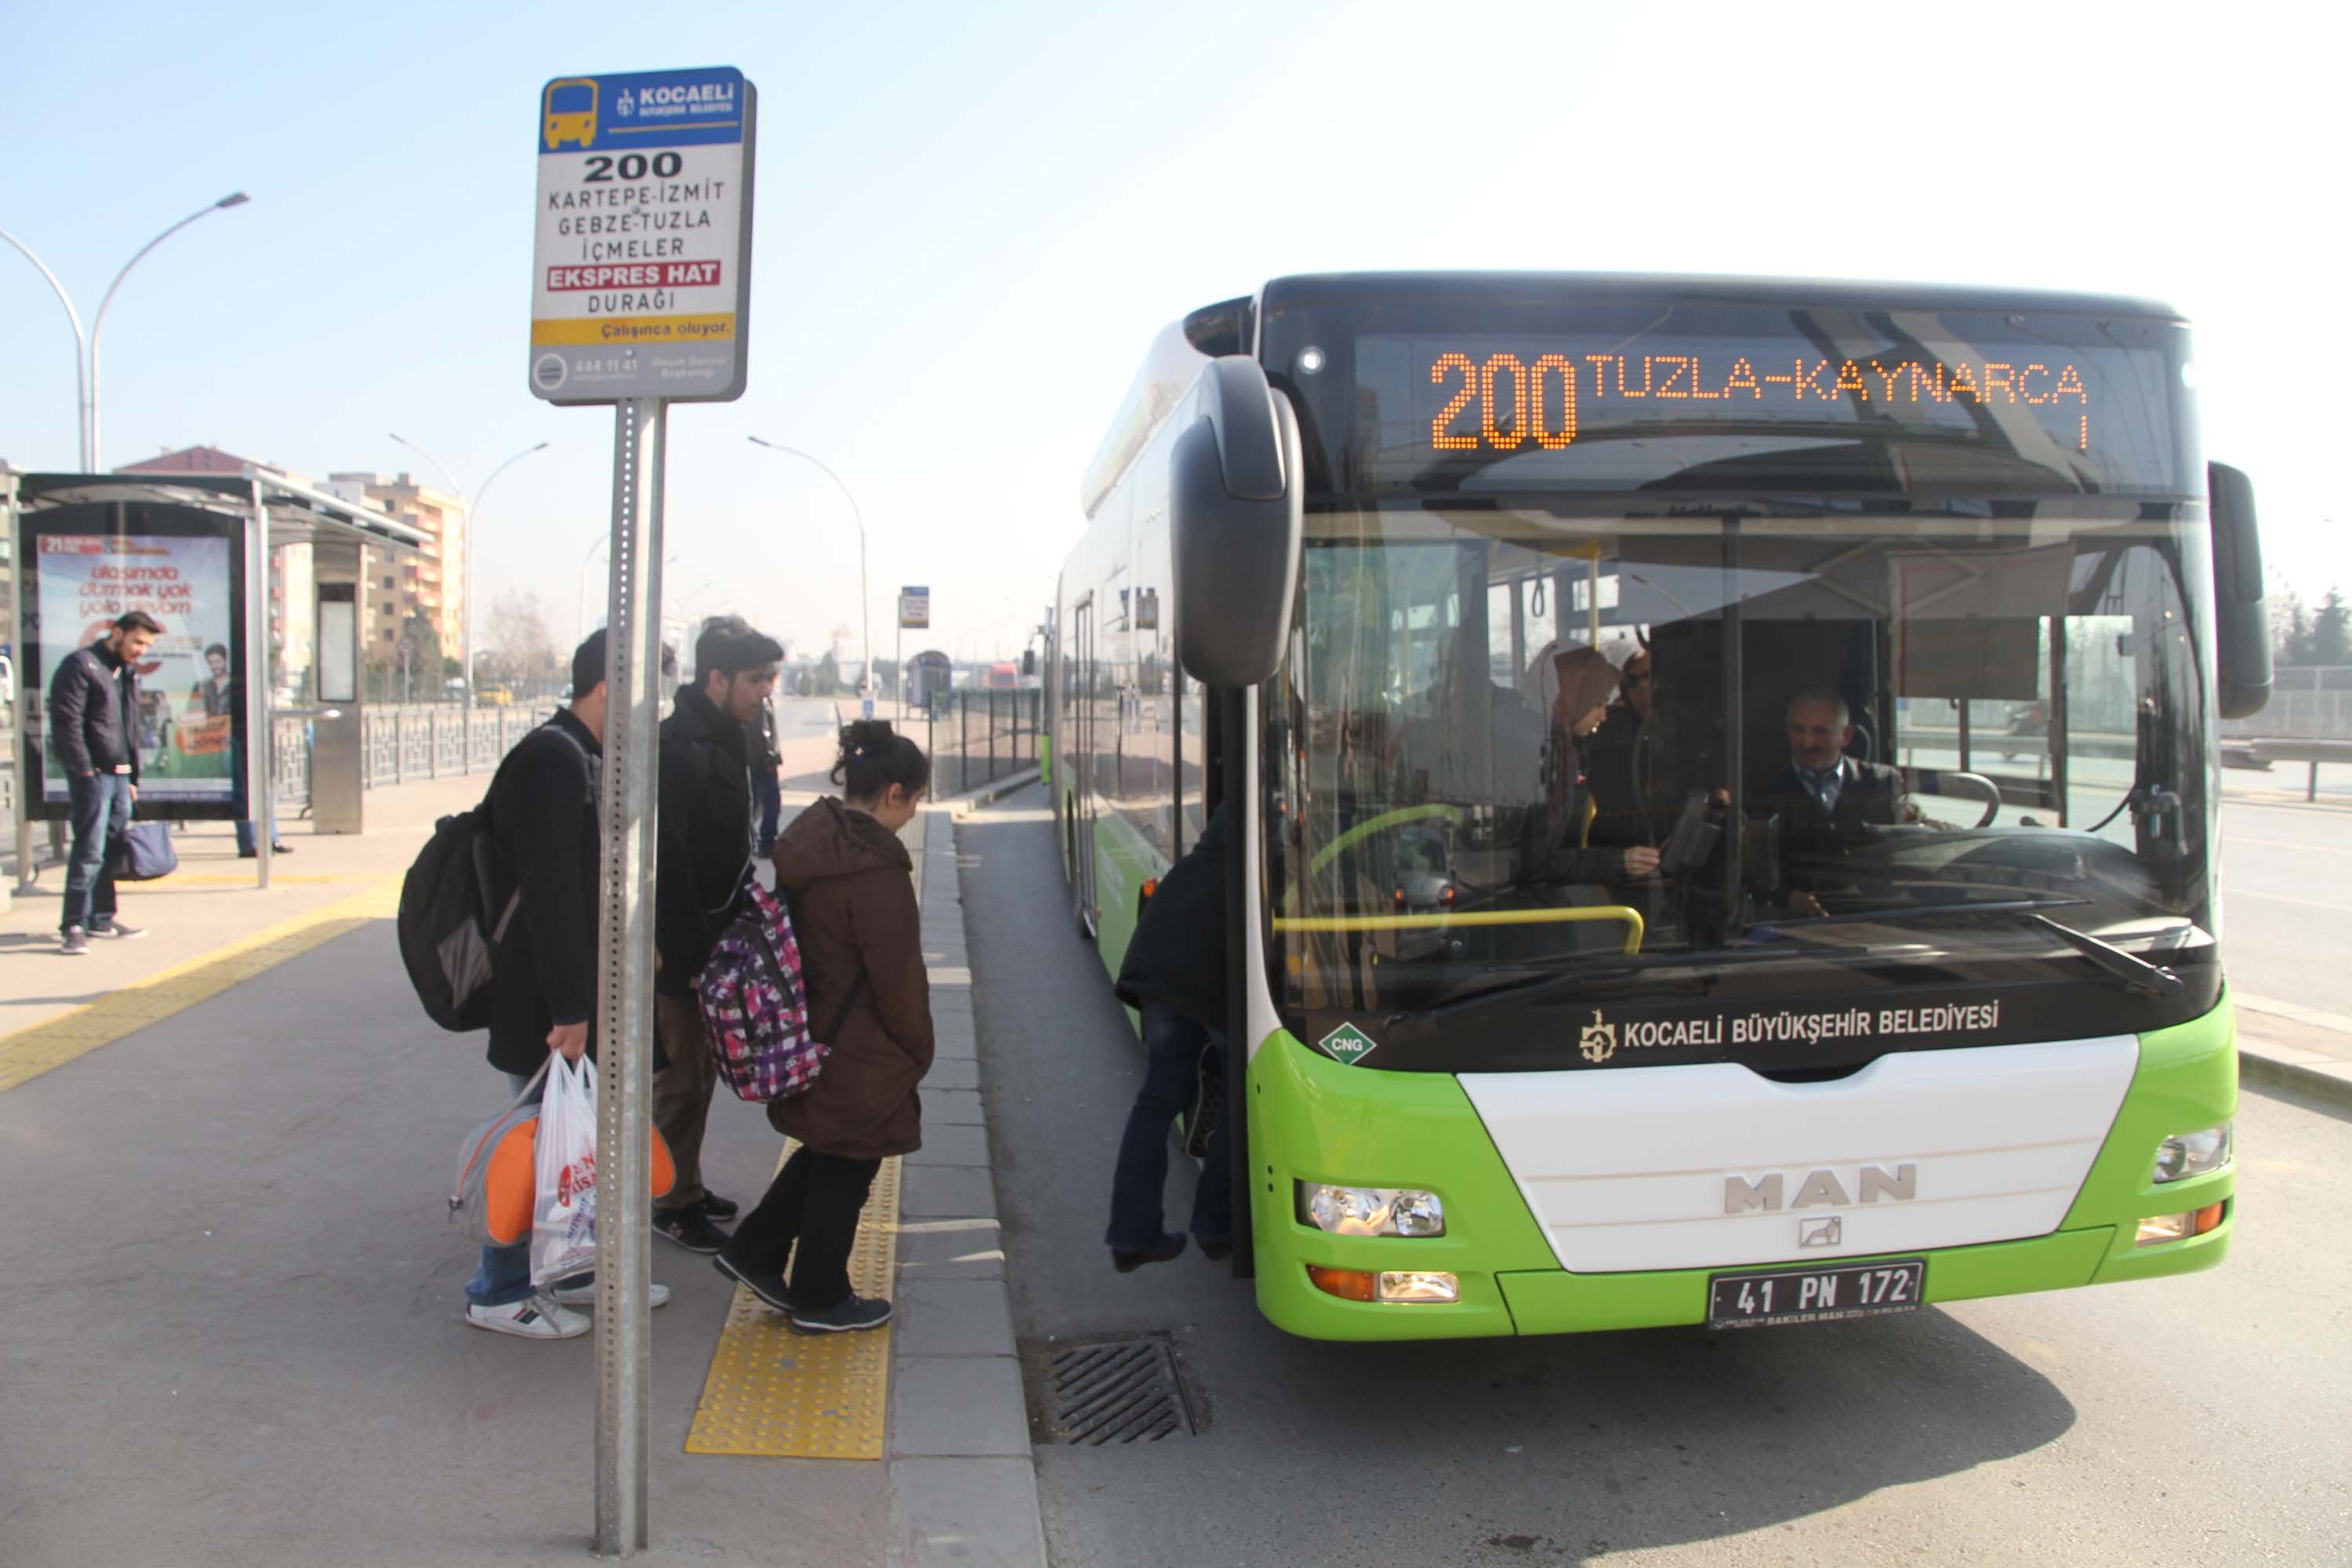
[1072,595,1099,935]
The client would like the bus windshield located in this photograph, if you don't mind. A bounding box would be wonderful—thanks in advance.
[1264,501,2217,1018]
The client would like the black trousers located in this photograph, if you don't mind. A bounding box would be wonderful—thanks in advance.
[729,1145,882,1309]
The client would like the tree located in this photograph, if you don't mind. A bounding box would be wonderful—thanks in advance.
[481,589,560,685]
[2313,587,2352,667]
[814,651,840,696]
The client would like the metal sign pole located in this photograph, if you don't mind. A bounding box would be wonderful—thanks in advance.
[245,478,273,891]
[593,394,665,1556]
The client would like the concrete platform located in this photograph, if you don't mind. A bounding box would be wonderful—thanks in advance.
[0,766,1042,1567]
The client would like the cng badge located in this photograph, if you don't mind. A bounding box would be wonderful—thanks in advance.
[1318,1023,1379,1065]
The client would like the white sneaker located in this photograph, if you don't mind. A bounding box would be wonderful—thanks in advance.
[464,1294,590,1339]
[551,1279,671,1310]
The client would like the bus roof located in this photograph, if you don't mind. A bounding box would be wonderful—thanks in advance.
[1254,270,2186,326]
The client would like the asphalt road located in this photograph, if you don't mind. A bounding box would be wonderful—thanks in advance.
[2217,788,2352,1014]
[960,785,2351,1567]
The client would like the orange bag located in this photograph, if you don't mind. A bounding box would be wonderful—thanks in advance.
[451,1062,676,1247]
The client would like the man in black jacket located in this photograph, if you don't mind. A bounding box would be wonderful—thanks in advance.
[49,611,162,953]
[464,630,673,1336]
[1754,688,1907,916]
[649,616,782,1253]
[1105,807,1232,1272]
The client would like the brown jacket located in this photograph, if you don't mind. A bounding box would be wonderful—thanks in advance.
[768,797,933,1160]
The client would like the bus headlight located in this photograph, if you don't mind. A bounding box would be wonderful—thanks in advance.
[2152,1121,2232,1184]
[1298,1182,1446,1237]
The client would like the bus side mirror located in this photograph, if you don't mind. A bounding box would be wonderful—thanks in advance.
[1171,356,1303,688]
[2209,462,2271,720]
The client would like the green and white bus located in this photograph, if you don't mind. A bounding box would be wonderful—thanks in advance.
[1054,273,2269,1340]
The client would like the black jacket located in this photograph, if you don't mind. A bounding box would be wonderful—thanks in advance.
[1755,758,1905,906]
[1114,808,1229,1033]
[483,710,602,1076]
[654,685,756,997]
[1583,702,1671,851]
[49,641,140,783]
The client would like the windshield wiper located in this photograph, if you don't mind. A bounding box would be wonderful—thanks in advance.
[1755,895,2091,931]
[1392,945,1813,1027]
[2028,913,2184,998]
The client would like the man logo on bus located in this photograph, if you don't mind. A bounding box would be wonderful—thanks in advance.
[543,78,597,151]
[1580,1011,1618,1064]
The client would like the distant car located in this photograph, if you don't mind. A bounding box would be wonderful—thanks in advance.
[477,684,514,707]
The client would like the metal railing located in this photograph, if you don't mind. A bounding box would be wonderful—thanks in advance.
[2221,668,2352,742]
[268,706,550,811]
[918,688,1042,797]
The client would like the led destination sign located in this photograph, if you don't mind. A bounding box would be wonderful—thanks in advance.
[1350,310,2185,495]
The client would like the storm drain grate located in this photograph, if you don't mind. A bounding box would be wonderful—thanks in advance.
[1044,1336,1194,1444]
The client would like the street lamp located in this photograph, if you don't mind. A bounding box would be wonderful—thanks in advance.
[388,434,548,707]
[747,437,869,711]
[1,191,250,470]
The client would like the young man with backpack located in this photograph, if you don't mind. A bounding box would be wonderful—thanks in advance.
[649,616,783,1253]
[463,629,673,1337]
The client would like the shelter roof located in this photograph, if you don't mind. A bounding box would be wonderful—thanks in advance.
[9,467,428,555]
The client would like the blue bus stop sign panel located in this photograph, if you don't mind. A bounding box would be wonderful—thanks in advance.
[531,67,756,405]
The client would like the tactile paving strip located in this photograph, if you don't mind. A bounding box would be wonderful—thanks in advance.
[684,1146,902,1460]
[0,879,399,1096]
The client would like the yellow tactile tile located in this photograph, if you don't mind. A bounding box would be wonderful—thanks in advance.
[0,880,398,1096]
[684,1149,902,1461]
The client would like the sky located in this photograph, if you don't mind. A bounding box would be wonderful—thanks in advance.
[4,0,2345,667]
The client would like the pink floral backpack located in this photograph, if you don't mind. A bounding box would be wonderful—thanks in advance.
[695,882,862,1102]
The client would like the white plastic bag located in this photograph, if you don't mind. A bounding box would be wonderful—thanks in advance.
[530,1055,600,1288]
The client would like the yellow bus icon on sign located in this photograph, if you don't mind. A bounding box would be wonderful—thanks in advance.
[543,78,597,150]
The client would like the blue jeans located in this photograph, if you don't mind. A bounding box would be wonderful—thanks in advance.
[465,1070,594,1308]
[754,767,782,855]
[61,771,129,933]
[1105,1003,1232,1250]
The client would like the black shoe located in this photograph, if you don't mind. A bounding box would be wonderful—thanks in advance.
[699,1192,740,1221]
[712,1252,793,1313]
[237,844,292,859]
[789,1294,892,1334]
[1196,1235,1232,1263]
[1111,1232,1187,1273]
[653,1206,732,1254]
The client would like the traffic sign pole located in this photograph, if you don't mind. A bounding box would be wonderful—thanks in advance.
[530,65,755,1558]
[593,395,665,1557]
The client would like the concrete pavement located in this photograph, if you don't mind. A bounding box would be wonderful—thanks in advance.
[0,755,1044,1566]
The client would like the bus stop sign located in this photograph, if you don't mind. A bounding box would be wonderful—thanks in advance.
[530,67,757,405]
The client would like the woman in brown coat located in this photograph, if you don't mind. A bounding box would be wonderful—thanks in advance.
[713,720,932,1334]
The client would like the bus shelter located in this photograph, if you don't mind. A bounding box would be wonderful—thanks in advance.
[4,467,428,891]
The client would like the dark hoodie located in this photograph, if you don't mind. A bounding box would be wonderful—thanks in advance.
[767,797,934,1160]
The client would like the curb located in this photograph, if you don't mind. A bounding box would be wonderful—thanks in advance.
[886,804,1048,1568]
[2234,993,2352,1119]
[946,769,1040,815]
[2239,1047,2352,1116]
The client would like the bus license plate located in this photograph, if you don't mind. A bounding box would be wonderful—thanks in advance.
[1706,1259,1925,1330]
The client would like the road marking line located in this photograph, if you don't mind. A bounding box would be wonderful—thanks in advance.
[684,1147,901,1461]
[0,879,399,1096]
[147,873,387,885]
[2227,889,2352,914]
[2223,837,2352,855]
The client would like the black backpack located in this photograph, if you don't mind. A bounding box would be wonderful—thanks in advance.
[397,722,591,1033]
[397,798,518,1032]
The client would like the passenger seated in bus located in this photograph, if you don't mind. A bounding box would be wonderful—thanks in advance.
[1754,688,1907,916]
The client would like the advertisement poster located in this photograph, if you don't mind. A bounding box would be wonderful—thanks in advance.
[37,531,240,808]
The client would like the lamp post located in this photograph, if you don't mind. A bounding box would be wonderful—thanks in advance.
[747,437,869,713]
[1,192,250,470]
[388,435,548,707]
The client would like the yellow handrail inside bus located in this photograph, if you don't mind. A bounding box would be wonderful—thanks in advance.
[1273,904,1646,954]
